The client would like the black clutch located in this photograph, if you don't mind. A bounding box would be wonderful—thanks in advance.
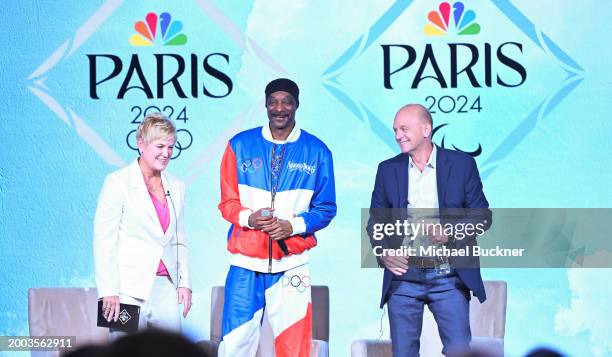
[96,300,140,333]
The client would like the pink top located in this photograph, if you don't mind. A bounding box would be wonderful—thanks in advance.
[150,192,170,276]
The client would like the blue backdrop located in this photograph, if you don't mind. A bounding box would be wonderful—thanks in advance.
[1,1,611,356]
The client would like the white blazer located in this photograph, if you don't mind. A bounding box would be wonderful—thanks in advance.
[94,160,190,300]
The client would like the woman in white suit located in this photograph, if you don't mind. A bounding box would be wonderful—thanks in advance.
[94,113,192,335]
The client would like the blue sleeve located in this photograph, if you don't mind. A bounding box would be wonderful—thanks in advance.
[298,148,337,234]
[367,163,393,266]
[451,157,492,250]
[465,156,489,210]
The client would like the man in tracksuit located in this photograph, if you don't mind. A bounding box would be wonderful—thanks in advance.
[218,78,336,357]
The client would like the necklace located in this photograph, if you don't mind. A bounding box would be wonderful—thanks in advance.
[269,143,287,209]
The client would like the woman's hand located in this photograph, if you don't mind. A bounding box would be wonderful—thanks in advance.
[178,287,192,318]
[101,295,120,322]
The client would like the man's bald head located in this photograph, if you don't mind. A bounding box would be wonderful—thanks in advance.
[395,104,433,128]
[393,103,434,154]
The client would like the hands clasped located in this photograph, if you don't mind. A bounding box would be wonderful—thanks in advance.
[248,208,293,240]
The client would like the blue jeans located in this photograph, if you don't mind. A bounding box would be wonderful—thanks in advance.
[388,268,471,356]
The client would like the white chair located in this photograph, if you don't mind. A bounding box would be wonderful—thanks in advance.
[28,287,108,357]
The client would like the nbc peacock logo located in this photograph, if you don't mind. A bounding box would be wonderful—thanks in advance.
[129,12,188,46]
[424,1,480,36]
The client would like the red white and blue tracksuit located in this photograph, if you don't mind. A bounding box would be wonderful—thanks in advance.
[218,125,336,357]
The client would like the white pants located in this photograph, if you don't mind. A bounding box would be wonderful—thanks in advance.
[110,275,180,339]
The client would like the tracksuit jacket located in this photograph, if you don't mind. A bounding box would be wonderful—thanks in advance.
[219,124,337,273]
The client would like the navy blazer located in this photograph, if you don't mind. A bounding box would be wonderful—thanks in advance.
[369,146,491,307]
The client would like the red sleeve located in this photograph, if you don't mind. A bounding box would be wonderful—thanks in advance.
[218,142,247,226]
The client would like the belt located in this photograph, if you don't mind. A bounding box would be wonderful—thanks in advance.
[408,256,437,269]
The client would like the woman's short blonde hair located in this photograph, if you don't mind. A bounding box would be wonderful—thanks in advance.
[136,112,176,144]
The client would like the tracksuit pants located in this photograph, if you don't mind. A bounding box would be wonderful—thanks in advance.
[219,264,312,357]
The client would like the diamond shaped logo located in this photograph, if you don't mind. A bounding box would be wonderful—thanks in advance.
[118,309,132,324]
[26,1,288,185]
[321,0,583,179]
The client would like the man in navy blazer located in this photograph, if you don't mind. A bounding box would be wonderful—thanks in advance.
[368,104,491,356]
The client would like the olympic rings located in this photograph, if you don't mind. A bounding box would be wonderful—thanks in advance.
[172,129,193,159]
[239,158,263,173]
[126,128,193,159]
[282,274,311,293]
